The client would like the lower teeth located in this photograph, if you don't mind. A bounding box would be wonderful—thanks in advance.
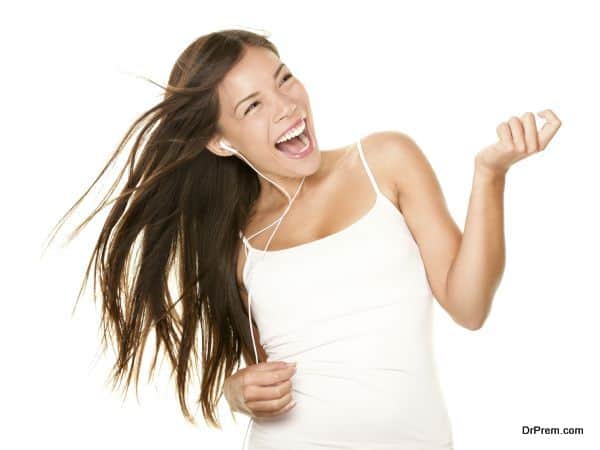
[299,130,308,145]
[275,130,310,153]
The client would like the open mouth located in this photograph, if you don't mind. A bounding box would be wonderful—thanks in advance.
[274,119,311,154]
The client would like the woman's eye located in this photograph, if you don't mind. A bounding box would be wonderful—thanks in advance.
[244,101,259,115]
[281,73,293,84]
[243,74,293,116]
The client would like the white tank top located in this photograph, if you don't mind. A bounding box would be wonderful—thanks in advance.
[238,139,454,449]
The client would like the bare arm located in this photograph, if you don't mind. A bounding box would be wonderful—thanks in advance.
[378,111,560,330]
[444,164,506,330]
[375,131,502,330]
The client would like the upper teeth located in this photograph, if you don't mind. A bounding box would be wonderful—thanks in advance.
[276,119,306,144]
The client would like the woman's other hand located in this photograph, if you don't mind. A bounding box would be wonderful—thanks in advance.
[224,361,297,419]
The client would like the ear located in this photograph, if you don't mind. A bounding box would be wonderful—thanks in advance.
[205,133,235,157]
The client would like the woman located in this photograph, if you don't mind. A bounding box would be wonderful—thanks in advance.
[51,29,561,449]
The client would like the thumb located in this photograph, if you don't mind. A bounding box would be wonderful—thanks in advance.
[254,360,289,371]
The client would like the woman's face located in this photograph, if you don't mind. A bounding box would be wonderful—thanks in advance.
[208,46,321,182]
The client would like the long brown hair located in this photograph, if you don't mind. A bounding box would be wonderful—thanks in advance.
[45,29,277,428]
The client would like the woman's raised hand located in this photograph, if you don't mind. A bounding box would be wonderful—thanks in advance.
[224,361,298,419]
[475,109,562,177]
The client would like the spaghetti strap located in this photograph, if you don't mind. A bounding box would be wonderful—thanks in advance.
[356,138,382,196]
[238,138,453,448]
[239,230,250,256]
[241,140,380,254]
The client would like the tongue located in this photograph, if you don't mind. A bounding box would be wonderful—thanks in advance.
[275,132,307,154]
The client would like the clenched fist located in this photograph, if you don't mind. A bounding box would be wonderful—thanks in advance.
[224,361,298,419]
[475,109,562,177]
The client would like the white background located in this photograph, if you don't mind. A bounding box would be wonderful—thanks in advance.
[3,0,598,449]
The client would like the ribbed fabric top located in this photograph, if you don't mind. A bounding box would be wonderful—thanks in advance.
[238,139,454,449]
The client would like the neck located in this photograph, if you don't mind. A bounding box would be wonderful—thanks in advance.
[252,147,348,215]
[256,174,307,213]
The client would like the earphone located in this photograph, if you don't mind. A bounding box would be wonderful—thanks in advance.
[219,139,239,154]
[219,139,305,449]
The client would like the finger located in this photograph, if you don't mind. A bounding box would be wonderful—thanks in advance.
[248,364,297,387]
[263,370,296,388]
[258,397,297,419]
[496,121,513,150]
[247,391,294,415]
[249,378,292,397]
[263,378,293,395]
[254,361,291,371]
[260,379,294,400]
[537,109,562,150]
[260,365,297,385]
[520,112,539,153]
[243,379,293,405]
[538,108,561,124]
[508,116,526,152]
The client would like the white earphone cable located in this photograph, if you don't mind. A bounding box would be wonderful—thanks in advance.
[219,140,304,449]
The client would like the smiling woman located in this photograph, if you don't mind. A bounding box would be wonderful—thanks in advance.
[46,28,459,450]
[210,43,322,177]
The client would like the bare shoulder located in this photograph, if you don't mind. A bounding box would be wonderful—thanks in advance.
[360,130,425,209]
[364,131,464,325]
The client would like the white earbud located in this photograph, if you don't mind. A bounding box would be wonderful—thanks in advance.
[220,139,238,154]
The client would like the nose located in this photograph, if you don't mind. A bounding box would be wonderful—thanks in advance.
[275,97,297,122]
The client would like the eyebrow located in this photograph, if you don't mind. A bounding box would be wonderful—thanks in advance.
[234,62,286,114]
